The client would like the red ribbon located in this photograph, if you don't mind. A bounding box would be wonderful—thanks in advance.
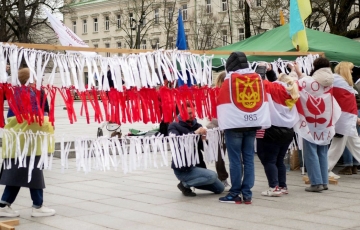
[58,87,77,124]
[99,91,110,121]
[45,85,57,126]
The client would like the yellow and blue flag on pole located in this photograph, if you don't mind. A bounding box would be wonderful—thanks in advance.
[289,0,312,51]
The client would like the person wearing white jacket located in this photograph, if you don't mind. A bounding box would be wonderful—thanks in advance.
[327,62,360,173]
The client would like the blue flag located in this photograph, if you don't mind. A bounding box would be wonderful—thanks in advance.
[176,9,187,50]
[176,9,195,87]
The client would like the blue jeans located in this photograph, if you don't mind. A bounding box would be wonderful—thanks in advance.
[224,129,256,200]
[341,109,360,166]
[173,167,224,194]
[303,139,328,185]
[257,139,291,188]
[0,186,43,208]
[342,147,360,166]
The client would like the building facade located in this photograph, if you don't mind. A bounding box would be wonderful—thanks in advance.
[63,0,282,56]
[64,0,359,57]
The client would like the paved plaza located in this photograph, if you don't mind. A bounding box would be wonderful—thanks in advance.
[1,102,360,229]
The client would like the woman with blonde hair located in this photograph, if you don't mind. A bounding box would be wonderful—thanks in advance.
[328,62,360,175]
[0,68,56,217]
[335,62,354,86]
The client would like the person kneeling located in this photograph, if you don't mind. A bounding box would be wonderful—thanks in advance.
[168,102,225,196]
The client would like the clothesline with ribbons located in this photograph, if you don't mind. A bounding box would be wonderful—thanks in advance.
[0,128,224,181]
[0,42,325,127]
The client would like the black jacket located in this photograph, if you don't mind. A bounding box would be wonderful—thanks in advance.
[168,117,206,171]
[262,126,294,143]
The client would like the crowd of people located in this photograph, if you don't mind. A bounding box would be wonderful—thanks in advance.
[169,52,360,204]
[1,50,359,218]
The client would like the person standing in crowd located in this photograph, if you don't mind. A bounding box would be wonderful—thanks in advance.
[292,58,338,192]
[257,73,300,197]
[217,52,269,204]
[206,72,230,188]
[0,68,56,217]
[169,102,224,197]
[327,62,360,175]
[337,78,360,175]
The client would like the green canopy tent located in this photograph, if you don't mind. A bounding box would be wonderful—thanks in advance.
[212,24,360,71]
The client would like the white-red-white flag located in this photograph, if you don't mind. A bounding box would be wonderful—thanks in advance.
[264,81,299,128]
[217,69,271,130]
[332,74,358,137]
[45,11,96,57]
[294,76,341,145]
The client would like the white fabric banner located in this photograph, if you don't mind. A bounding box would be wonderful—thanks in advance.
[45,11,97,57]
[294,76,341,145]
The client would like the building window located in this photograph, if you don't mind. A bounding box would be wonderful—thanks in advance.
[168,7,173,21]
[94,44,98,48]
[222,0,228,11]
[105,16,110,31]
[72,21,76,34]
[182,5,188,21]
[222,30,227,46]
[169,36,174,49]
[239,0,244,9]
[117,42,122,55]
[154,9,159,24]
[313,21,320,30]
[105,43,110,57]
[256,0,261,6]
[206,0,212,14]
[93,18,98,32]
[117,15,121,29]
[238,28,245,41]
[129,13,134,28]
[82,19,87,33]
[141,16,146,28]
[156,39,160,49]
[141,40,147,49]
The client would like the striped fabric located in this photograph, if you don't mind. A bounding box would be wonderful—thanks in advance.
[256,129,265,138]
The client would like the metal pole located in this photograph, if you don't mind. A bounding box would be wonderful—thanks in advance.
[194,0,197,49]
[245,1,251,38]
[227,0,233,44]
[136,24,141,49]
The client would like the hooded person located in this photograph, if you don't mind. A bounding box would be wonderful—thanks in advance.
[292,57,341,192]
[217,52,270,204]
[217,52,300,203]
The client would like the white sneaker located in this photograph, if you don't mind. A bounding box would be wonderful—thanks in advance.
[261,186,282,197]
[279,187,289,194]
[0,206,20,217]
[31,206,56,217]
[329,171,341,179]
[221,179,230,187]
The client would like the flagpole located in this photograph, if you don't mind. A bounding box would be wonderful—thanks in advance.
[245,1,251,38]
